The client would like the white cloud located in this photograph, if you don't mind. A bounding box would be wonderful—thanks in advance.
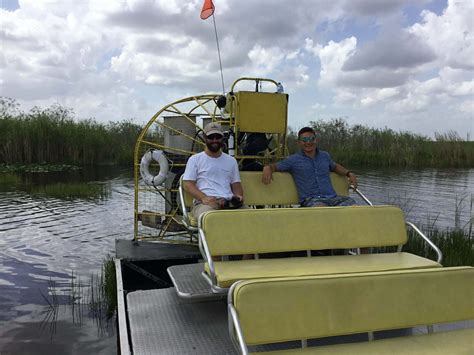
[247,45,285,75]
[0,0,472,138]
[411,0,474,70]
[317,37,357,87]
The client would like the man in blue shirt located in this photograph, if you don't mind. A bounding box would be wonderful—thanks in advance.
[262,127,358,207]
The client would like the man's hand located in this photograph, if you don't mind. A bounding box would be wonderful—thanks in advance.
[348,173,358,190]
[262,165,273,185]
[201,196,218,208]
[233,194,243,202]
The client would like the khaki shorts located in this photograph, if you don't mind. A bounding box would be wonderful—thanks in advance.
[191,201,247,223]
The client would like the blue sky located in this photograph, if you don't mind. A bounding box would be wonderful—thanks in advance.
[1,0,472,139]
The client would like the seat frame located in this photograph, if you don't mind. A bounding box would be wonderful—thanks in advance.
[198,207,442,294]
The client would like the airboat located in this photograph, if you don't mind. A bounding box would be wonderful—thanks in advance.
[115,77,473,355]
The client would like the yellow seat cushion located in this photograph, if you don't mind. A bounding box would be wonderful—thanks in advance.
[207,252,440,288]
[254,328,474,354]
[201,206,407,256]
[232,267,473,347]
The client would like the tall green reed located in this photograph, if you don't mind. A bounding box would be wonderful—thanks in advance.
[0,98,144,166]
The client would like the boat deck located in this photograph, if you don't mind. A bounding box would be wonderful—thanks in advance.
[124,283,474,355]
[127,288,233,354]
[116,242,473,354]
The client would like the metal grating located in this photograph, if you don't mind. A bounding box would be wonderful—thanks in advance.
[127,288,236,355]
[167,263,223,300]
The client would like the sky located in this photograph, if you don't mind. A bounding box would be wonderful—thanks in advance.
[1,0,473,139]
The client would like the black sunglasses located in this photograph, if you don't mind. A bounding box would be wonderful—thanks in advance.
[206,134,223,140]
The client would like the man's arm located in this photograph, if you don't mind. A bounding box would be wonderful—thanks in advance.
[262,163,278,185]
[230,182,243,201]
[333,163,358,189]
[183,180,217,207]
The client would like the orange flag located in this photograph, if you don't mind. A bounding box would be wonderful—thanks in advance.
[200,0,214,20]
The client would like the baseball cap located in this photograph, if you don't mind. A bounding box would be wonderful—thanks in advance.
[204,122,224,136]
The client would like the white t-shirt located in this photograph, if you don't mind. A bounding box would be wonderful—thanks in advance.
[183,151,240,200]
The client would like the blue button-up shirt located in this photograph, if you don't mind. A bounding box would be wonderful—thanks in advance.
[276,149,337,202]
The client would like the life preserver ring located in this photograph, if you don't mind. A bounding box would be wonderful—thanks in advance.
[140,150,169,186]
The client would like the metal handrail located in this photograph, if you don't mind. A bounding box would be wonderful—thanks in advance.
[352,186,373,206]
[198,217,217,284]
[405,221,443,264]
[228,282,250,355]
[177,176,193,229]
[230,77,278,92]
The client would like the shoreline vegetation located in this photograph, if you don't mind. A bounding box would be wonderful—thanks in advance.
[1,98,473,169]
[1,98,142,167]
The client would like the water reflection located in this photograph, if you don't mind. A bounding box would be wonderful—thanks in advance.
[0,167,131,353]
[355,168,473,231]
[0,166,472,353]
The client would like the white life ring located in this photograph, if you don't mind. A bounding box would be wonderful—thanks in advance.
[140,150,169,186]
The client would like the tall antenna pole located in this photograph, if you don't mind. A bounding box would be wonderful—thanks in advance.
[212,14,225,94]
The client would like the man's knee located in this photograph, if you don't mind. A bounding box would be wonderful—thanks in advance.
[191,204,216,220]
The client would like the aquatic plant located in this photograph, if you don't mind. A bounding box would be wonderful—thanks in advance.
[40,279,60,339]
[0,172,19,185]
[29,182,110,200]
[404,228,474,266]
[0,163,81,173]
[102,254,117,318]
[40,258,117,340]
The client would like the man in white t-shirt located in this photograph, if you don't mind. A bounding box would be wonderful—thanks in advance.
[183,122,244,220]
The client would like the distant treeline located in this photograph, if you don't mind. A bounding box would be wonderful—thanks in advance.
[287,118,473,168]
[1,99,472,168]
[0,98,142,166]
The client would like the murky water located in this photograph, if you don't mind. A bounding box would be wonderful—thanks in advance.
[355,168,473,231]
[0,167,134,354]
[0,167,472,354]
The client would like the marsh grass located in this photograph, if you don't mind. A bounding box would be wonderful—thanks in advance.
[30,182,110,200]
[0,98,143,166]
[0,173,19,185]
[102,255,117,318]
[288,118,473,168]
[40,255,117,339]
[403,229,473,266]
[40,279,60,339]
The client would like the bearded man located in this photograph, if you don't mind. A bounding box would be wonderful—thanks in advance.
[183,122,244,219]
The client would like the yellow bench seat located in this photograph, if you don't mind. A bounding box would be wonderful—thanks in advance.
[179,171,350,228]
[205,252,440,288]
[256,328,474,354]
[228,267,474,354]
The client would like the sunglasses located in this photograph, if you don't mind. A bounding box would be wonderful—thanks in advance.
[299,136,316,143]
[206,134,223,140]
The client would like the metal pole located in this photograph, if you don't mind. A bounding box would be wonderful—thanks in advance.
[212,14,225,94]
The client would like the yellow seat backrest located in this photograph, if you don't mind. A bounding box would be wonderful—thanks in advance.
[330,172,350,197]
[231,267,474,346]
[240,171,299,206]
[181,171,350,208]
[234,91,288,134]
[200,205,407,256]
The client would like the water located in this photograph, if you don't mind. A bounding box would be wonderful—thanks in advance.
[0,167,472,354]
[355,168,473,231]
[0,167,134,354]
